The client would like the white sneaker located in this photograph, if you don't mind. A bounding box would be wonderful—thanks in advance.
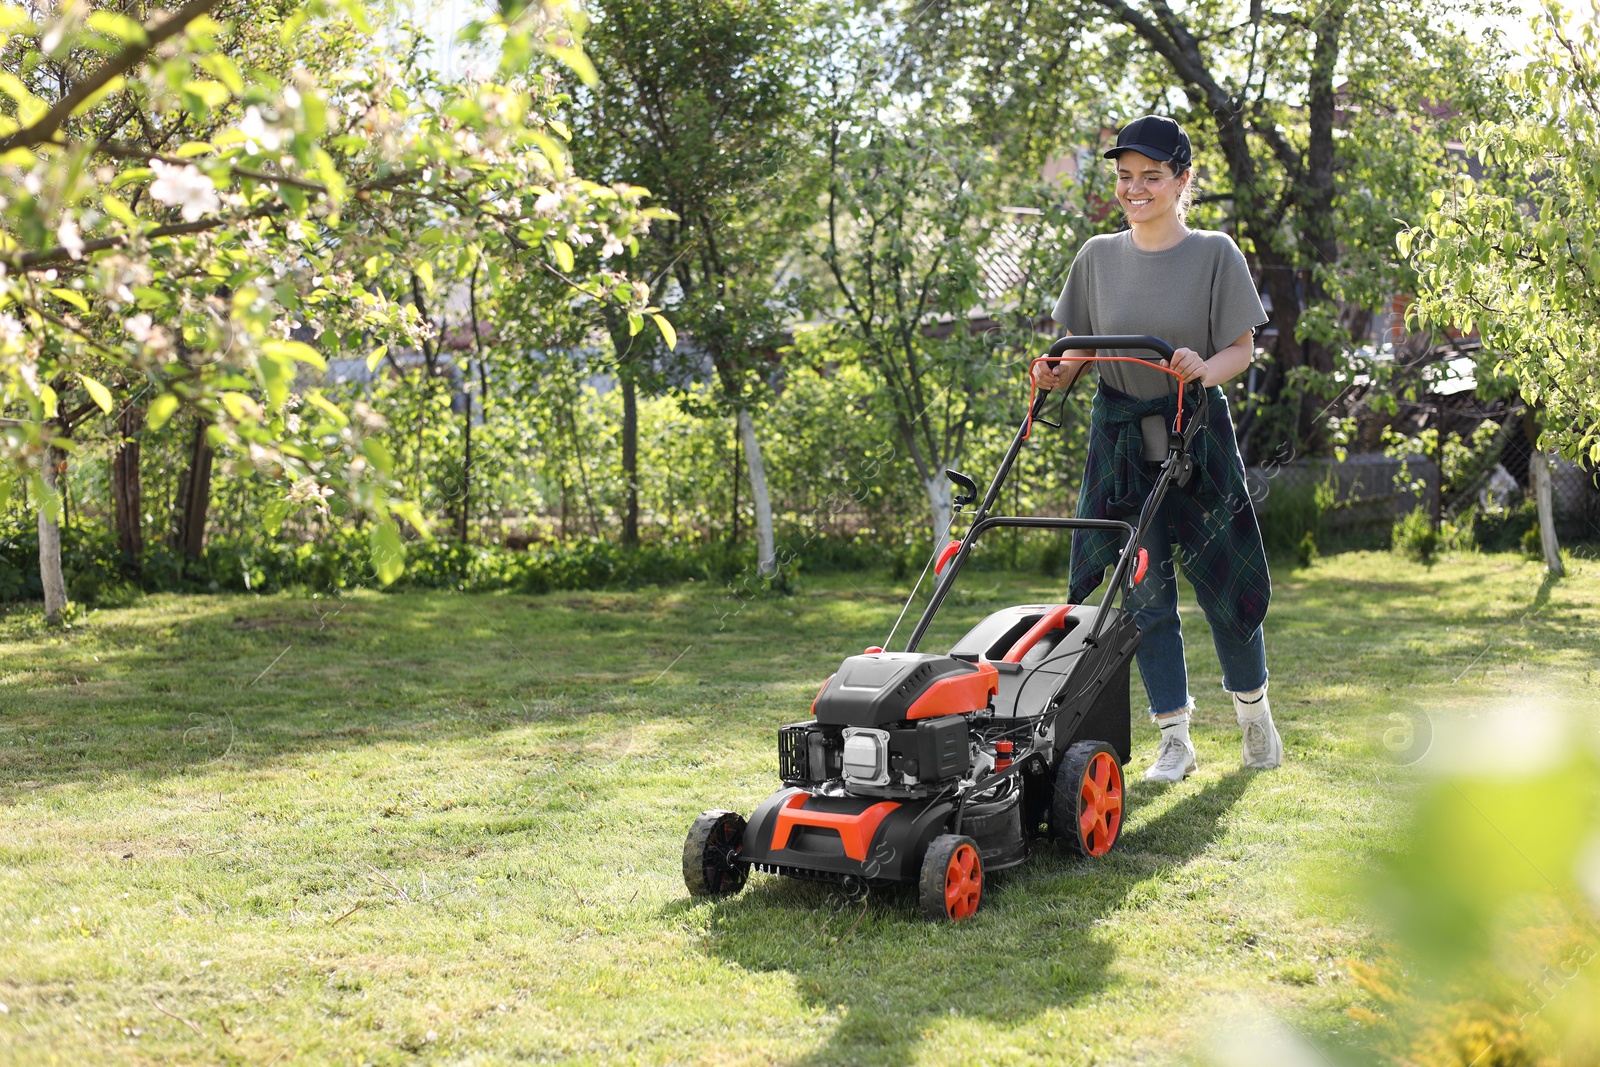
[1143,733,1198,782]
[1236,691,1283,770]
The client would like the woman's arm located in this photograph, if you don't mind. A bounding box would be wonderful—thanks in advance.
[1168,331,1255,387]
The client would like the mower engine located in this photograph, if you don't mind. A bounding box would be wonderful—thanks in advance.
[715,649,1043,899]
[784,652,993,795]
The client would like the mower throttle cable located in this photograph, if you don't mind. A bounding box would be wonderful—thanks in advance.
[1030,386,1073,431]
[1004,643,1093,721]
[1026,354,1191,440]
[880,510,958,653]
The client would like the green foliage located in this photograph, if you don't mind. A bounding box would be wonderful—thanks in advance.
[1257,468,1341,556]
[1295,530,1319,569]
[1038,538,1068,579]
[1382,420,1506,500]
[572,0,819,404]
[0,517,878,601]
[1475,498,1539,553]
[1405,2,1600,463]
[1391,504,1475,563]
[1393,505,1440,564]
[1353,711,1600,1065]
[0,0,658,578]
[1521,523,1545,562]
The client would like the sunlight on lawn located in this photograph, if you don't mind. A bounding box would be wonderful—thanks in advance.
[0,552,1595,1065]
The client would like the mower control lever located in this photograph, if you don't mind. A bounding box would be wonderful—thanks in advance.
[946,469,978,510]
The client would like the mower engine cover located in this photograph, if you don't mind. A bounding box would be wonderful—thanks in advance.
[812,652,999,728]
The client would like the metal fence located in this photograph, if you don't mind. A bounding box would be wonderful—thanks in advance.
[1246,453,1599,539]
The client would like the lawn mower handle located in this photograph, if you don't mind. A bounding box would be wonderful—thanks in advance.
[1042,334,1176,362]
[902,334,1206,654]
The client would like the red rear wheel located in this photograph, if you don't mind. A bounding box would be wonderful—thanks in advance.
[919,834,984,921]
[1054,741,1125,858]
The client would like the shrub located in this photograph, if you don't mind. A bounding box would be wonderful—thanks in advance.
[1475,499,1538,552]
[1257,468,1340,556]
[1521,524,1543,560]
[1295,530,1319,568]
[1392,506,1440,564]
[0,520,912,606]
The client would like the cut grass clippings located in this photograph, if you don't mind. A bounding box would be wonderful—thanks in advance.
[0,551,1596,1065]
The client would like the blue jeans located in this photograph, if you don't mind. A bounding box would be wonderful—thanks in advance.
[1123,493,1268,717]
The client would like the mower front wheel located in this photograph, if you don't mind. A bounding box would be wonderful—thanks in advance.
[919,834,984,921]
[1054,740,1125,858]
[683,810,748,897]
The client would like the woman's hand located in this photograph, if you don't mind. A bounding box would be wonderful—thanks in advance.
[1033,351,1092,390]
[1168,347,1208,385]
[1032,357,1077,391]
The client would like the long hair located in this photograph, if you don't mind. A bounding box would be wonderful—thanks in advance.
[1172,163,1197,222]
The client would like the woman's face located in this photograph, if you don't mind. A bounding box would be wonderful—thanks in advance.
[1113,150,1186,225]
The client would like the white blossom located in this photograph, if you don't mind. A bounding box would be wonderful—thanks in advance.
[148,160,220,222]
[0,313,23,349]
[56,217,84,260]
[600,230,625,260]
[124,313,154,342]
[239,106,285,153]
[533,191,561,216]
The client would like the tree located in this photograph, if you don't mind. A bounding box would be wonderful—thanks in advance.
[903,0,1508,461]
[1405,0,1599,576]
[571,0,816,575]
[0,0,658,621]
[818,89,1007,543]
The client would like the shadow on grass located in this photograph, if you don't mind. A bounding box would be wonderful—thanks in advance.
[0,589,749,793]
[690,770,1253,1067]
[3,559,1590,801]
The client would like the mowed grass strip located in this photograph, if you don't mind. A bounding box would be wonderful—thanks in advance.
[0,552,1595,1065]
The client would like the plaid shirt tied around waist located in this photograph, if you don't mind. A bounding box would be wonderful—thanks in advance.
[1068,382,1271,638]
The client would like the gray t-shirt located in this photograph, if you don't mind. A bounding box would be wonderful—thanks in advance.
[1051,229,1267,458]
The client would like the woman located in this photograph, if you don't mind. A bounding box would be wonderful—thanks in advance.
[1036,115,1282,782]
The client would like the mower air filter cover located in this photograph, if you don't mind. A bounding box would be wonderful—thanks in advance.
[813,652,998,728]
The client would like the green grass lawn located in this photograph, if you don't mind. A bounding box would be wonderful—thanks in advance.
[1,551,1596,1065]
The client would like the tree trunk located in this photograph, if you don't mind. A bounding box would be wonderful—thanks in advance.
[1432,405,1445,531]
[560,476,569,541]
[178,419,214,562]
[112,404,145,566]
[462,256,486,545]
[921,473,953,551]
[737,406,776,577]
[1529,450,1564,578]
[620,365,640,547]
[730,418,740,544]
[457,382,472,543]
[37,447,68,624]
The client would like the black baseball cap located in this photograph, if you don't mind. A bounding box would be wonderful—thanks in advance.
[1103,116,1192,170]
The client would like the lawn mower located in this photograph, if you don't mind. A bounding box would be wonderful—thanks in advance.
[684,336,1208,921]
